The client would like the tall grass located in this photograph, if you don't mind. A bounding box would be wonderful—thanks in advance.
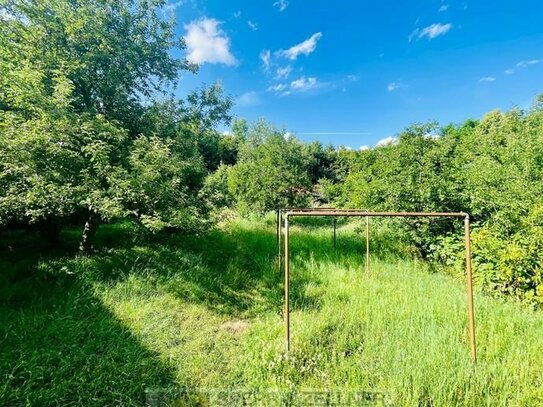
[1,218,542,405]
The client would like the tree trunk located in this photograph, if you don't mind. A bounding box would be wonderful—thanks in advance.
[79,211,99,254]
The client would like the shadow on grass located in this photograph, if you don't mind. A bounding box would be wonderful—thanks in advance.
[2,219,406,315]
[0,273,183,406]
[77,221,406,316]
[0,220,408,405]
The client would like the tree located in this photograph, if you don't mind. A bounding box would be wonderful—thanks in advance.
[0,0,229,251]
[227,121,312,213]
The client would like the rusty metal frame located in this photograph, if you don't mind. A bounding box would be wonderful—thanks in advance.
[276,208,371,274]
[281,209,476,362]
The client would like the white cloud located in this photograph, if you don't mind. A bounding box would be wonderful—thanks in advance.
[236,91,260,107]
[275,65,292,79]
[247,20,258,31]
[376,136,398,147]
[267,83,288,92]
[273,0,288,12]
[387,82,404,92]
[438,4,449,12]
[479,76,496,82]
[184,18,236,66]
[410,23,452,41]
[277,32,323,60]
[268,74,356,96]
[268,76,323,96]
[291,76,319,90]
[233,11,241,19]
[260,49,271,71]
[359,145,370,151]
[516,59,541,68]
[504,59,541,75]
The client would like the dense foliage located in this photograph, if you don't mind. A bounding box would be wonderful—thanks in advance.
[1,0,542,306]
[208,101,543,306]
[0,0,232,250]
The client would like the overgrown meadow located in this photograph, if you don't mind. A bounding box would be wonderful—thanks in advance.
[2,1,543,406]
[2,218,542,406]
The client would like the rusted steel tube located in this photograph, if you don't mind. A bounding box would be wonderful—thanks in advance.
[365,216,370,273]
[282,209,476,362]
[284,214,290,352]
[333,218,337,249]
[277,209,282,274]
[276,209,280,248]
[286,211,467,217]
[280,207,368,212]
[464,215,477,362]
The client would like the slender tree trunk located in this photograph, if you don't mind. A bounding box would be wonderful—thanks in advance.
[79,211,99,254]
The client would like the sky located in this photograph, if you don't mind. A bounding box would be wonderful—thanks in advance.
[166,0,543,148]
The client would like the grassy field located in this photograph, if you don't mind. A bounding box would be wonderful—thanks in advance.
[1,217,542,406]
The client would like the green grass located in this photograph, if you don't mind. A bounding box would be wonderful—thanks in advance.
[1,218,542,406]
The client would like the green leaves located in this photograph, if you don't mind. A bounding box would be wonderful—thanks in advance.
[227,121,313,213]
[0,0,230,247]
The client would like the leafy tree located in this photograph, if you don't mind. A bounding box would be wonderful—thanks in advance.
[0,0,230,251]
[227,121,312,213]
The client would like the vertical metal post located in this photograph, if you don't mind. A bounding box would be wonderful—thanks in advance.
[365,216,370,273]
[277,210,282,273]
[333,218,337,249]
[276,210,280,248]
[284,214,290,352]
[464,215,476,362]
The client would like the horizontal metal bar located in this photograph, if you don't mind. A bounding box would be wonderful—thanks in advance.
[278,207,369,212]
[285,211,467,218]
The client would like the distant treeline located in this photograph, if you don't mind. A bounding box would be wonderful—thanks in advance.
[220,102,543,307]
[1,0,542,305]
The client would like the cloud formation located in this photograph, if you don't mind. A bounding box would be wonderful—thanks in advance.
[268,76,323,96]
[387,82,404,92]
[273,0,288,12]
[504,59,541,75]
[277,32,323,60]
[516,59,541,68]
[184,18,237,66]
[291,76,318,90]
[410,23,452,41]
[260,49,271,71]
[376,136,398,147]
[247,21,258,31]
[479,76,496,82]
[275,66,292,79]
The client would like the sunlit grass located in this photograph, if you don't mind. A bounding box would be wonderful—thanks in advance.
[1,219,542,405]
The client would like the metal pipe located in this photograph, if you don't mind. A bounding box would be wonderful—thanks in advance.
[333,218,337,249]
[277,209,282,274]
[284,214,290,352]
[286,211,466,218]
[276,209,280,249]
[280,207,368,212]
[282,209,476,362]
[464,215,477,362]
[365,216,370,273]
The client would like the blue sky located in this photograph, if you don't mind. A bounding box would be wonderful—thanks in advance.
[168,0,543,148]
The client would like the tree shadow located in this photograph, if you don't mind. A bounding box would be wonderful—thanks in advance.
[0,259,194,406]
[79,222,401,317]
[0,220,409,405]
